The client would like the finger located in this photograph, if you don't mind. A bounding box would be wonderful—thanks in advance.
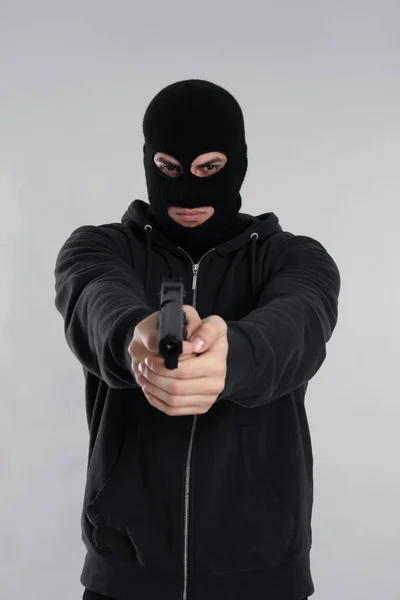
[141,377,202,402]
[146,341,223,379]
[135,311,160,354]
[182,305,202,340]
[188,315,227,353]
[181,340,196,355]
[142,388,211,416]
[139,367,219,396]
[136,353,195,379]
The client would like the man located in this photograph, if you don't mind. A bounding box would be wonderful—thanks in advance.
[54,79,340,600]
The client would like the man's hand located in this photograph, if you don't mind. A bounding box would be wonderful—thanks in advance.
[128,305,204,387]
[135,315,228,416]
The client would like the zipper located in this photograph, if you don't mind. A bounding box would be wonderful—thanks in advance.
[177,246,215,600]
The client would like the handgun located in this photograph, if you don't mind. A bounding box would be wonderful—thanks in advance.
[158,278,188,370]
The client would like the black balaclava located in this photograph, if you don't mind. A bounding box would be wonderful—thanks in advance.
[142,79,248,261]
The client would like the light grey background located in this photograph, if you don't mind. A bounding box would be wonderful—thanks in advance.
[1,1,399,598]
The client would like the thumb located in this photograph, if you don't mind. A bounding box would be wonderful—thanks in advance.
[188,315,226,353]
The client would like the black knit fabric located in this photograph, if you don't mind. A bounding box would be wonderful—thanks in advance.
[83,590,309,600]
[142,79,248,258]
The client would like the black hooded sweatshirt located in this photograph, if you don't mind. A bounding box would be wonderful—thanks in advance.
[54,198,340,600]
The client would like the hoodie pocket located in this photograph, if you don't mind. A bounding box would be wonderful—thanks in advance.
[82,421,182,574]
[193,425,295,575]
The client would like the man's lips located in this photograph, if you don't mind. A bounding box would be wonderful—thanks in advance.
[175,209,206,215]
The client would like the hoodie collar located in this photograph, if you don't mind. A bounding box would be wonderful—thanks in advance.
[121,199,282,255]
[121,199,282,301]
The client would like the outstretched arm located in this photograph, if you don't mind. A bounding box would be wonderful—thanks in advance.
[219,235,341,407]
[54,224,154,388]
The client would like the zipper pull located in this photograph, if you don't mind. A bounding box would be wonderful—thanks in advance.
[192,264,199,290]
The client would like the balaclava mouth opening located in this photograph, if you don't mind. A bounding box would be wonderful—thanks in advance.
[142,79,248,260]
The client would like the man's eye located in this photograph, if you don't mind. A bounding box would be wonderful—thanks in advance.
[160,165,181,176]
[200,164,221,175]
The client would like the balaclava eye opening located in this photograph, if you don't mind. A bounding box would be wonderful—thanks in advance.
[142,79,248,260]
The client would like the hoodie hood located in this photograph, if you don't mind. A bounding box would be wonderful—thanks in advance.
[121,199,283,300]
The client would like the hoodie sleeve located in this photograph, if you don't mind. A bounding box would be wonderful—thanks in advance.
[219,235,341,408]
[54,224,155,389]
